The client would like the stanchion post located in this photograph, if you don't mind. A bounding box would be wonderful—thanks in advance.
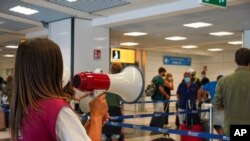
[209,104,213,141]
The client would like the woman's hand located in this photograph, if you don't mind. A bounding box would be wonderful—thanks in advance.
[89,93,108,119]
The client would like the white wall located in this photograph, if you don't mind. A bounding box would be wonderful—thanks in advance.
[200,51,236,81]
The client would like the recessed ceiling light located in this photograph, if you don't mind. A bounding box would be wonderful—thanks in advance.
[9,6,39,15]
[228,41,242,45]
[5,45,18,49]
[120,42,139,46]
[165,36,187,41]
[183,22,213,28]
[181,45,198,49]
[3,54,15,57]
[0,49,2,51]
[66,0,78,2]
[208,48,223,52]
[209,32,234,36]
[124,32,148,36]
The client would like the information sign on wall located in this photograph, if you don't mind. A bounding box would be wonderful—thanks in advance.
[163,56,191,66]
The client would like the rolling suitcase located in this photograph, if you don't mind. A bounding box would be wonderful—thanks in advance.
[150,102,169,128]
[180,100,203,141]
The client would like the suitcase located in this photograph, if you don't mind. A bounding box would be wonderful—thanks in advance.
[181,124,203,141]
[150,103,169,128]
[181,100,203,141]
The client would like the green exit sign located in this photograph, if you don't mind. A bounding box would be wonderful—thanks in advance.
[202,0,227,8]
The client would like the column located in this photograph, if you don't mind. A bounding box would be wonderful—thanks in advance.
[48,18,110,77]
[243,30,250,49]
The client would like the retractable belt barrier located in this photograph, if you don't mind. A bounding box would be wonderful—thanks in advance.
[80,108,230,140]
[122,100,178,104]
[110,109,209,120]
[106,121,230,141]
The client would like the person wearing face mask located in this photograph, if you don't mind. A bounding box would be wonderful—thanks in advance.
[177,72,198,126]
[163,73,174,127]
[200,71,210,86]
[151,67,170,112]
[188,68,201,89]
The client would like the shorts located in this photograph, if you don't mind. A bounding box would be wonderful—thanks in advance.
[153,102,164,112]
[213,109,224,127]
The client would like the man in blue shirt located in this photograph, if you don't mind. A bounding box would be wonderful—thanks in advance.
[198,75,223,102]
[198,75,224,135]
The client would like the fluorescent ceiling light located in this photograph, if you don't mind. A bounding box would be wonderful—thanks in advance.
[228,41,242,45]
[5,45,18,49]
[181,45,198,49]
[66,0,78,2]
[124,32,148,36]
[165,36,187,41]
[208,48,223,52]
[183,22,213,28]
[209,32,234,36]
[9,6,39,15]
[3,54,15,57]
[120,42,139,46]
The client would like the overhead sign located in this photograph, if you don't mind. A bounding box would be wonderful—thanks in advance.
[163,56,191,66]
[111,48,135,64]
[202,0,227,8]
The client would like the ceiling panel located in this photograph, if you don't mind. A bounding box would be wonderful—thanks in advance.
[46,0,129,13]
[0,0,71,22]
[0,17,35,31]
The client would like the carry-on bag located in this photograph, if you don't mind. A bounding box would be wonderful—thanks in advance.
[180,100,203,141]
[150,102,169,128]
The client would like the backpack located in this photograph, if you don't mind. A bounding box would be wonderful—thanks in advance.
[145,83,156,96]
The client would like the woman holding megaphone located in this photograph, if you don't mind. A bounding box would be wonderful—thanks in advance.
[10,38,109,141]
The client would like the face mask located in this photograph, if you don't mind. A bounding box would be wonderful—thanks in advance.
[168,77,173,81]
[184,77,191,83]
[202,75,205,78]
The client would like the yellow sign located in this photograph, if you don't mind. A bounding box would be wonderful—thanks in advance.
[111,48,135,63]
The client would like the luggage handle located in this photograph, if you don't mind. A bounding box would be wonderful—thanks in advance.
[185,99,194,128]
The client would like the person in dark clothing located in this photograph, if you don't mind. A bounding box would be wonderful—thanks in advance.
[200,71,210,86]
[177,72,198,125]
[102,63,124,141]
[163,73,174,126]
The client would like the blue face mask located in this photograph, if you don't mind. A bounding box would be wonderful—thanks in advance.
[184,77,191,83]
